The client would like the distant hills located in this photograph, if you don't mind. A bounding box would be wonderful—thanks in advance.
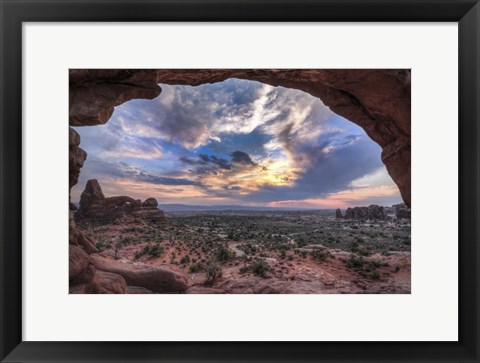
[71,201,335,212]
[157,204,332,212]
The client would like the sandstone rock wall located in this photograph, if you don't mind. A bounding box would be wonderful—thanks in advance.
[344,205,385,220]
[75,179,165,223]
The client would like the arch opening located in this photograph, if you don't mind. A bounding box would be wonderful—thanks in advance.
[69,69,411,208]
[67,69,411,295]
[71,78,404,210]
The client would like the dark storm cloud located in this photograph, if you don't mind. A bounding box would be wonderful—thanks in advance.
[199,154,232,170]
[179,150,258,177]
[179,156,208,166]
[231,151,256,165]
[78,156,204,188]
[135,172,204,187]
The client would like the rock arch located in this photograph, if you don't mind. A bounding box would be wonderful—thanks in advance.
[69,69,411,207]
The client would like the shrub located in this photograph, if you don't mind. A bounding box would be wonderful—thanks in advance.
[135,243,164,259]
[346,254,384,280]
[214,245,235,262]
[148,243,164,257]
[310,248,331,262]
[251,258,271,277]
[96,240,112,253]
[189,263,203,273]
[113,241,124,260]
[346,254,365,269]
[204,260,223,285]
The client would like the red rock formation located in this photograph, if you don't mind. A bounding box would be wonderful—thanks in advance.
[75,179,165,223]
[90,254,188,293]
[69,245,92,281]
[344,205,385,220]
[69,69,161,126]
[69,219,98,254]
[70,271,127,294]
[69,127,87,205]
[394,203,411,219]
[142,197,158,207]
[69,69,411,206]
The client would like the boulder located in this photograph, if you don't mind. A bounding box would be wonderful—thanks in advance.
[90,254,187,293]
[70,271,127,294]
[142,197,158,207]
[335,209,343,219]
[92,271,127,294]
[69,219,98,254]
[69,245,91,280]
[70,263,96,285]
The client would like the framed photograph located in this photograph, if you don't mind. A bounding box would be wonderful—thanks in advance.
[1,0,479,362]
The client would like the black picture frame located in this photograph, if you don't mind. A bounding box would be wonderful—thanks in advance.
[1,1,479,362]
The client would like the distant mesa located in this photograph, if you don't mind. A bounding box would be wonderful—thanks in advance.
[336,204,411,220]
[75,179,164,223]
[345,205,385,220]
[393,203,411,219]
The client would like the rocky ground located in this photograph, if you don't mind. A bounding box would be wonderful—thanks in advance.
[73,210,411,294]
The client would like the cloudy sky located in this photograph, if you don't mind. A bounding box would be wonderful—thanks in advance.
[71,78,403,208]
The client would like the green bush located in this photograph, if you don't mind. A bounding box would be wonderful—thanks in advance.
[96,240,112,253]
[346,254,384,280]
[251,258,271,277]
[134,243,164,259]
[204,260,223,285]
[149,243,164,257]
[346,254,365,269]
[189,263,203,273]
[113,241,124,260]
[310,248,331,261]
[214,245,235,262]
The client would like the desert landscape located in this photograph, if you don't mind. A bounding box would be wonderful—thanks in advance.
[71,178,410,294]
[69,69,411,294]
